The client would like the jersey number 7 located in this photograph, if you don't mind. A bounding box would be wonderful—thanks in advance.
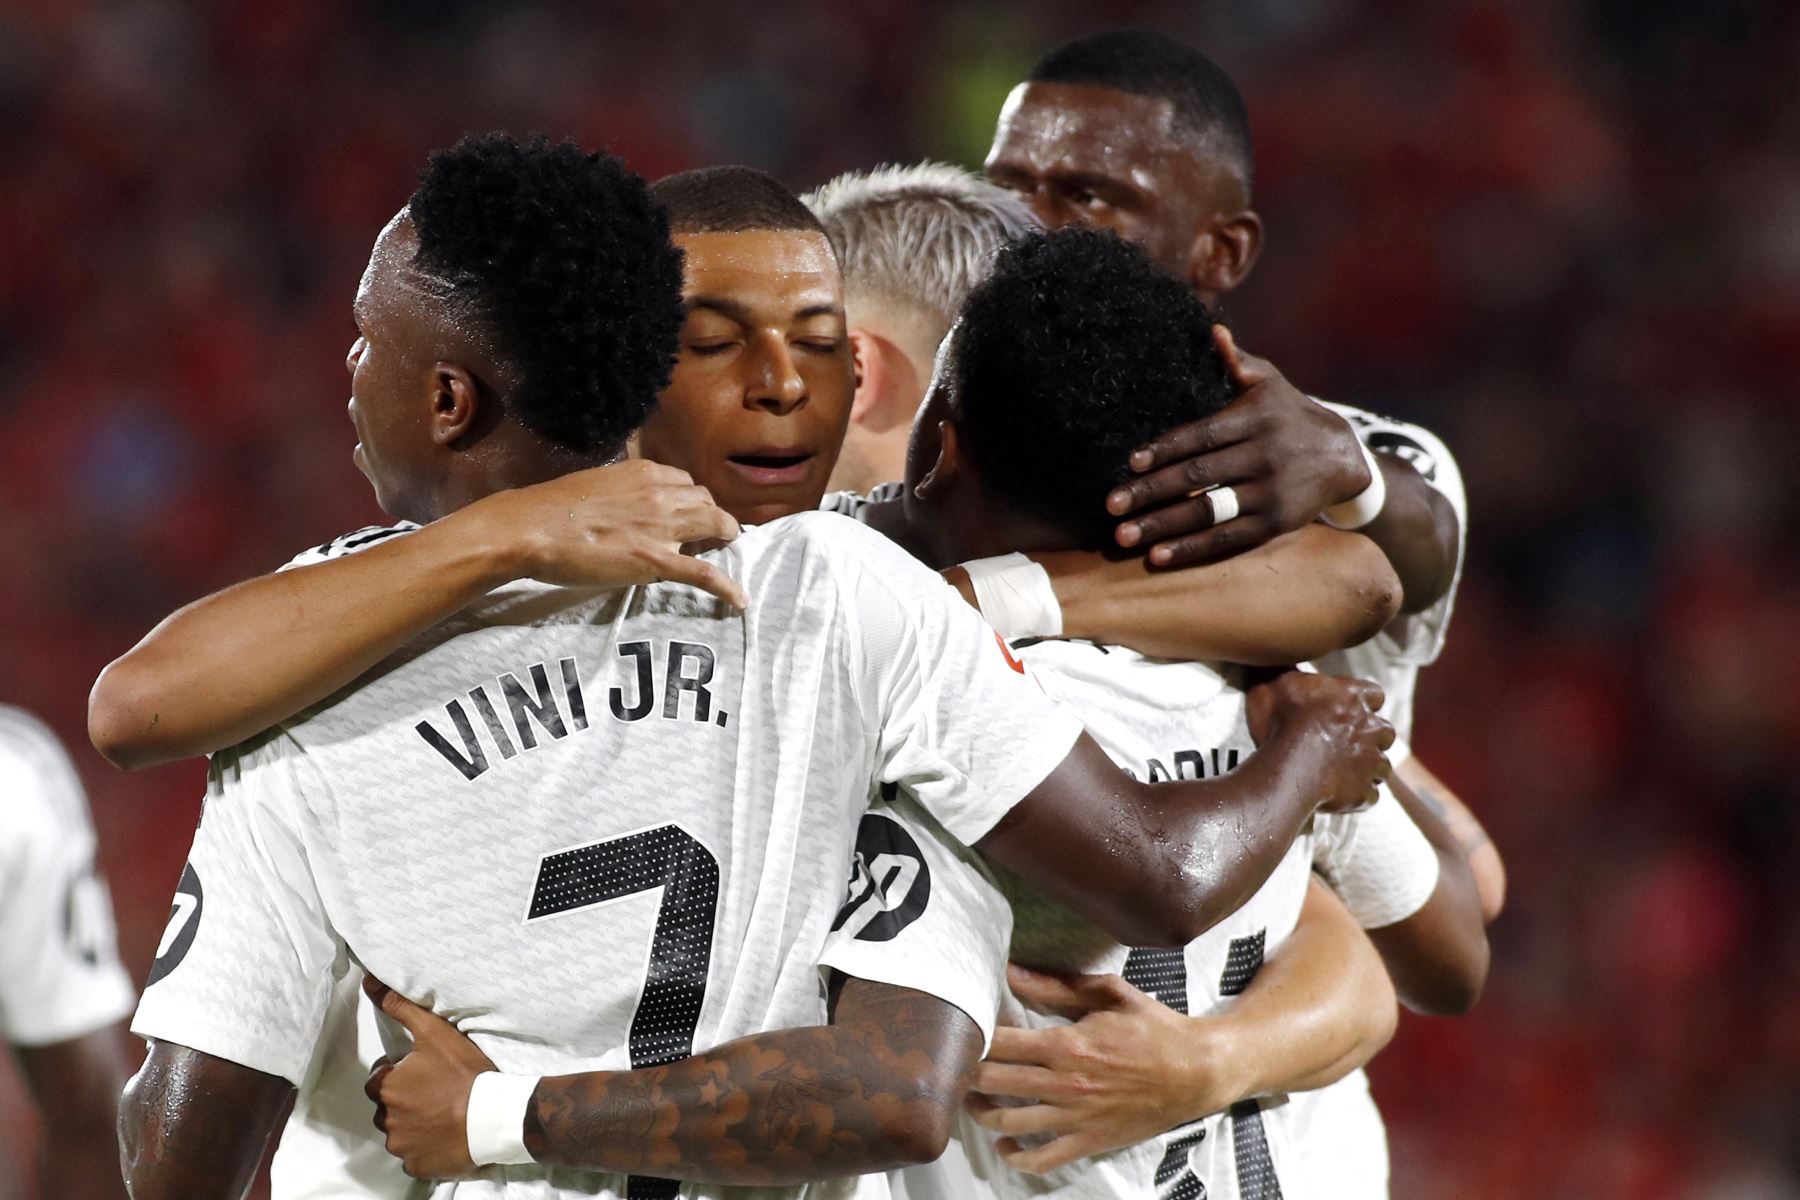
[528,824,720,1200]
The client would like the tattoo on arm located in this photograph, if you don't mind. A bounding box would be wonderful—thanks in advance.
[1415,782,1492,854]
[524,979,979,1184]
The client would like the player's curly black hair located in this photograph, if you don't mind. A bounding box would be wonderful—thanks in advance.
[408,134,685,454]
[946,226,1232,546]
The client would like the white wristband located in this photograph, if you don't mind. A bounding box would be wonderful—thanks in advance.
[1322,440,1388,530]
[961,553,1063,640]
[466,1071,540,1166]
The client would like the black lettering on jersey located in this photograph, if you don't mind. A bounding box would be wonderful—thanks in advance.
[662,642,714,723]
[560,657,589,730]
[501,663,568,749]
[1144,747,1243,782]
[831,813,931,942]
[416,699,490,781]
[146,863,203,986]
[611,642,655,721]
[1367,430,1437,484]
[469,685,518,759]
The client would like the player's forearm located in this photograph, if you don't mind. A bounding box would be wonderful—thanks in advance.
[1367,772,1489,1015]
[1037,526,1400,665]
[118,1043,291,1200]
[524,980,978,1183]
[89,504,527,769]
[1359,456,1459,615]
[979,728,1330,949]
[1202,880,1396,1103]
[1397,755,1505,921]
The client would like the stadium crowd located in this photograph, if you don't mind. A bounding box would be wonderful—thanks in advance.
[0,1,1795,1196]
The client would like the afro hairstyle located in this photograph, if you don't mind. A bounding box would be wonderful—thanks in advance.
[946,226,1233,547]
[407,133,685,455]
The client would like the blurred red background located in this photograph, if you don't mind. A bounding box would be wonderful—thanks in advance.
[1,1,1796,1195]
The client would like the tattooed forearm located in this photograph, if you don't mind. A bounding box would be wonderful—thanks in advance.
[522,979,981,1184]
[118,1042,292,1200]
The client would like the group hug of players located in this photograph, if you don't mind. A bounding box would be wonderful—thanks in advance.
[0,27,1505,1200]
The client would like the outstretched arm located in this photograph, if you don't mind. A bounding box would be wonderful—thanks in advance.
[946,525,1401,666]
[969,878,1396,1172]
[1103,328,1460,614]
[976,672,1394,949]
[89,462,742,769]
[365,975,981,1182]
[118,1040,293,1200]
[16,1026,133,1199]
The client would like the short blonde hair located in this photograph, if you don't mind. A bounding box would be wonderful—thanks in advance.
[804,162,1041,330]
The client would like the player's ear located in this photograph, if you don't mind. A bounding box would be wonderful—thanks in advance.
[429,362,482,447]
[914,419,963,500]
[1185,210,1263,300]
[847,328,883,426]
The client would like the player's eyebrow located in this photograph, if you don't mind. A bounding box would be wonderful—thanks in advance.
[687,296,844,323]
[686,295,751,322]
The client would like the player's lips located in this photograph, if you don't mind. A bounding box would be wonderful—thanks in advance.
[725,450,815,486]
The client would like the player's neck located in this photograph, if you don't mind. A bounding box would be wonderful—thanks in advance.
[931,490,1085,567]
[427,438,621,521]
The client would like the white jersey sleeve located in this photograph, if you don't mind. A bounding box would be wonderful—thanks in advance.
[818,516,1085,845]
[1317,400,1467,669]
[277,522,420,572]
[1311,776,1440,930]
[0,708,135,1046]
[131,731,345,1085]
[818,792,1013,1050]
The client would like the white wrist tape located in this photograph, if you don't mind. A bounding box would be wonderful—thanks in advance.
[466,1071,540,1166]
[1322,440,1388,530]
[961,553,1063,640]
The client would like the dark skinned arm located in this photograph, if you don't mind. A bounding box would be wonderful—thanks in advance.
[364,975,981,1182]
[974,672,1394,949]
[1103,327,1460,614]
[117,1040,293,1200]
[943,525,1401,666]
[1362,771,1490,1015]
[15,1025,133,1200]
[89,461,741,770]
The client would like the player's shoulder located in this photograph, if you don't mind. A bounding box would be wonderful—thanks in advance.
[0,705,89,839]
[278,521,423,573]
[732,508,925,580]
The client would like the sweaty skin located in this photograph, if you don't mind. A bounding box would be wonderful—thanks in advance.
[119,194,1399,1192]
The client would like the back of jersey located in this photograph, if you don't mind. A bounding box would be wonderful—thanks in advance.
[134,513,1083,1200]
[898,643,1313,1200]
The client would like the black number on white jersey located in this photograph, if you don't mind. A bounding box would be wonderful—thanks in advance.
[831,811,931,943]
[146,862,203,987]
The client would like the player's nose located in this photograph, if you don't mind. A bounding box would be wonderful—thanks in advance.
[744,334,806,415]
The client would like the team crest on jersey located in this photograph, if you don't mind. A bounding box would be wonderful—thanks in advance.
[146,862,203,986]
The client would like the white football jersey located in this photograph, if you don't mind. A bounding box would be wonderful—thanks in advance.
[0,706,135,1048]
[889,645,1435,1200]
[1312,402,1467,743]
[133,512,1082,1200]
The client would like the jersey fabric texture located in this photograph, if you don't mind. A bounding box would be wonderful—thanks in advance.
[0,706,135,1047]
[889,645,1435,1200]
[132,512,1081,1200]
[1311,401,1467,744]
